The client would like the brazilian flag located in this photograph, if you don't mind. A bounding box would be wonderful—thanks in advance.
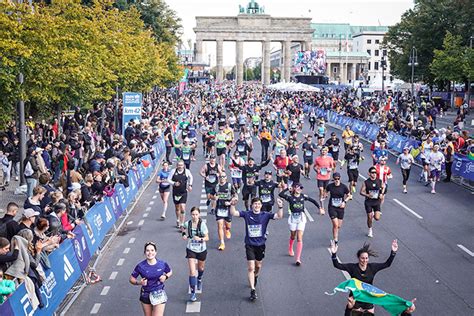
[326,278,413,316]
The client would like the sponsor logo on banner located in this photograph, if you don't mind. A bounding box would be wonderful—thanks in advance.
[64,255,75,281]
[94,213,103,232]
[74,239,83,262]
[20,292,34,316]
[105,204,113,223]
[40,272,56,309]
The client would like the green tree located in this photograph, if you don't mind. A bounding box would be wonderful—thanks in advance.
[245,68,254,81]
[383,0,473,87]
[430,32,465,85]
[253,63,261,81]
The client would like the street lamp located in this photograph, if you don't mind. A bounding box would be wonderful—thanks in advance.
[408,46,418,99]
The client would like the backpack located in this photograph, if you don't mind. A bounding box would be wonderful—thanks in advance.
[24,160,34,177]
[0,218,13,238]
[187,219,203,238]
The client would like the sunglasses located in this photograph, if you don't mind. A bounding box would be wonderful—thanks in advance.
[370,171,377,174]
[145,241,156,246]
[334,178,341,180]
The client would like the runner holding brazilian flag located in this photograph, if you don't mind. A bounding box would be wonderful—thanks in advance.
[326,278,416,315]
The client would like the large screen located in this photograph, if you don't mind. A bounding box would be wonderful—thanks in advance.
[293,50,326,75]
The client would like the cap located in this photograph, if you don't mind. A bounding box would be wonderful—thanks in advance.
[23,208,40,218]
[209,154,216,159]
[331,132,336,136]
[333,172,341,179]
[95,153,105,159]
[292,182,304,189]
[264,170,272,175]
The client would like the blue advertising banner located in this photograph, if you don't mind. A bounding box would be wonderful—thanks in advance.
[122,92,142,135]
[82,200,115,253]
[452,154,474,181]
[71,225,92,272]
[6,239,82,316]
[110,184,125,220]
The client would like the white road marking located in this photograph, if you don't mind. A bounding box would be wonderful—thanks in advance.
[304,208,315,222]
[200,212,207,217]
[146,207,152,212]
[123,247,130,254]
[152,195,158,199]
[200,199,207,204]
[149,201,155,205]
[327,248,351,280]
[138,219,145,226]
[200,194,207,198]
[457,244,474,257]
[117,258,125,266]
[90,303,101,314]
[360,175,367,180]
[201,189,206,193]
[202,219,207,224]
[127,221,133,225]
[143,213,149,218]
[392,199,423,219]
[100,286,110,296]
[155,190,160,194]
[199,206,207,211]
[109,271,118,280]
[129,237,136,244]
[186,301,201,313]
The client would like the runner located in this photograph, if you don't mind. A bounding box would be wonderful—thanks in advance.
[286,155,304,188]
[215,129,228,168]
[301,134,317,179]
[273,149,290,191]
[279,183,322,265]
[341,125,355,151]
[130,242,172,316]
[314,146,336,213]
[229,197,284,301]
[396,146,415,193]
[326,172,351,244]
[213,174,237,250]
[200,155,223,215]
[342,145,361,194]
[375,157,392,204]
[232,157,270,211]
[255,170,278,212]
[371,139,389,165]
[181,207,209,302]
[175,138,196,169]
[360,166,384,238]
[419,135,433,184]
[155,161,171,220]
[330,239,398,315]
[325,132,341,163]
[229,151,245,193]
[259,126,272,162]
[233,133,251,162]
[426,144,445,194]
[167,160,193,228]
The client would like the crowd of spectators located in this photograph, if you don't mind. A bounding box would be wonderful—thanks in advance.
[0,88,191,307]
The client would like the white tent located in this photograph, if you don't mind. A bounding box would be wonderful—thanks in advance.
[267,82,320,92]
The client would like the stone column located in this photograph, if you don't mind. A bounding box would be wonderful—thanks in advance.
[283,40,291,82]
[304,41,312,51]
[216,39,224,82]
[263,40,271,85]
[195,39,203,63]
[352,63,357,83]
[236,40,244,86]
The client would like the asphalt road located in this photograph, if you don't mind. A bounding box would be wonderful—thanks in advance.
[67,121,474,316]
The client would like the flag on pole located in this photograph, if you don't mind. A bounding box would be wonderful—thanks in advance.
[325,278,413,316]
[384,96,392,111]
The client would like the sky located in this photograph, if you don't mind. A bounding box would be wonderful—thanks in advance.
[165,0,415,67]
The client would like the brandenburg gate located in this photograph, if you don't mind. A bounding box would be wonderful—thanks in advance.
[193,1,313,85]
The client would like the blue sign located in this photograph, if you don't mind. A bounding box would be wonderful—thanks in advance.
[72,225,92,272]
[122,92,142,135]
[452,154,474,181]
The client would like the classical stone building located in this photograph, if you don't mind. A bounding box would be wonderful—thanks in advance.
[193,1,313,85]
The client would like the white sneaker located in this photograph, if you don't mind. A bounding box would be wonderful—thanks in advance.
[431,190,436,194]
[367,228,373,238]
[403,188,407,194]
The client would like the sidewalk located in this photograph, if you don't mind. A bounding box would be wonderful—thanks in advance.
[0,179,27,217]
[436,109,473,134]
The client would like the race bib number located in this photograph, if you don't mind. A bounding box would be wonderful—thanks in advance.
[349,161,358,169]
[320,168,328,176]
[305,150,312,157]
[207,175,217,183]
[150,290,167,306]
[182,152,190,160]
[231,169,242,178]
[277,169,285,176]
[331,198,343,208]
[261,195,271,203]
[369,190,379,199]
[217,208,229,217]
[291,212,302,224]
[174,195,182,202]
[333,146,339,152]
[246,176,255,186]
[237,145,245,152]
[189,240,203,252]
[247,224,263,238]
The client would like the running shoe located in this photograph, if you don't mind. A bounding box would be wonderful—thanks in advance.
[176,220,180,228]
[161,213,166,220]
[295,260,301,266]
[210,208,215,215]
[189,292,197,302]
[351,186,356,193]
[225,229,231,239]
[367,228,373,238]
[250,289,257,301]
[218,243,225,251]
[431,190,436,194]
[403,188,407,194]
[197,278,202,291]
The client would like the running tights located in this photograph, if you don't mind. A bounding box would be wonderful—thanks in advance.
[401,168,411,185]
